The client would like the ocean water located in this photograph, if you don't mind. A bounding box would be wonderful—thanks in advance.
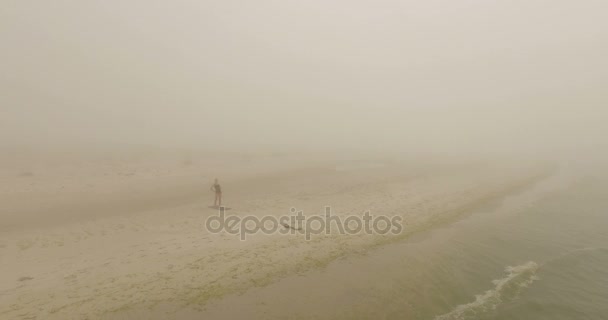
[426,175,608,320]
[329,170,608,319]
[196,168,608,319]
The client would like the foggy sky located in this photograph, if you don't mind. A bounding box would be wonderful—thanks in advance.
[2,0,607,155]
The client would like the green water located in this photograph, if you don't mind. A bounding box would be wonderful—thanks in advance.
[334,172,608,320]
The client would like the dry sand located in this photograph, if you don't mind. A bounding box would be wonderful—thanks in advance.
[0,148,553,319]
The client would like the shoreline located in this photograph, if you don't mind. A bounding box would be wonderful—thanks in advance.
[0,153,554,319]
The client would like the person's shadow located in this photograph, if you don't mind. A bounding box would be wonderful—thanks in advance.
[208,205,232,210]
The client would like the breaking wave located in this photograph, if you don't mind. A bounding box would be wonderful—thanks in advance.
[434,261,539,320]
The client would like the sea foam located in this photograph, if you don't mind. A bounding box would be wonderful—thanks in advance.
[435,261,539,320]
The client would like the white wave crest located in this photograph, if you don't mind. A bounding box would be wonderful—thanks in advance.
[435,261,539,320]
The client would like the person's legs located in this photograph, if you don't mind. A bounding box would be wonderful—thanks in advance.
[214,193,219,206]
[218,192,222,206]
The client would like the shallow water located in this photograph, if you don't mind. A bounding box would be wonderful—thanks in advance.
[192,169,608,319]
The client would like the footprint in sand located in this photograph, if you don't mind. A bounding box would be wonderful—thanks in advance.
[18,276,34,282]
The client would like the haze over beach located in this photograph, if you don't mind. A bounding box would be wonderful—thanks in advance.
[2,1,608,319]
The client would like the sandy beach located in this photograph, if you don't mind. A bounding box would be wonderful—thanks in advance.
[0,148,552,319]
[4,1,607,318]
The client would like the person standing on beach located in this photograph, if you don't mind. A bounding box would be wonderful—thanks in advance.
[211,178,222,207]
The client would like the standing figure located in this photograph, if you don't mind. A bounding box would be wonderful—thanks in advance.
[211,178,222,207]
